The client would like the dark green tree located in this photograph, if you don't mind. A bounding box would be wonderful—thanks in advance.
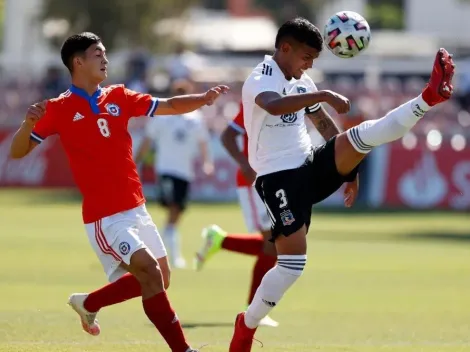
[41,0,198,51]
[366,0,404,30]
[254,0,328,25]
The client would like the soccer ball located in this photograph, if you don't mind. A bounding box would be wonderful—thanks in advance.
[323,11,371,59]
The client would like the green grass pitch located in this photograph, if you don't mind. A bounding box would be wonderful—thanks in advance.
[1,189,470,352]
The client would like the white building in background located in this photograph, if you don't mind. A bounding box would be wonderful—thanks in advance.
[405,0,470,43]
[2,0,59,76]
[2,0,470,76]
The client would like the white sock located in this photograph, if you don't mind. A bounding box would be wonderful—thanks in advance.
[164,224,180,260]
[347,94,431,154]
[244,255,307,329]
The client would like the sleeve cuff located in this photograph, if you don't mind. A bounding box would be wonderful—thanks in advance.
[305,103,321,114]
[146,97,159,117]
[30,132,44,143]
[229,121,246,134]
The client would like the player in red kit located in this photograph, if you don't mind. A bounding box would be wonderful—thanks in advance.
[10,32,228,352]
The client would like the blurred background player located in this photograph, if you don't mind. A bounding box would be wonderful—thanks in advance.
[136,79,214,269]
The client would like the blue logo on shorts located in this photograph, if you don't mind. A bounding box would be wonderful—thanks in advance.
[119,242,131,255]
[280,209,295,226]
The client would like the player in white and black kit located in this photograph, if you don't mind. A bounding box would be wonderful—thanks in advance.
[229,18,455,351]
[137,80,213,269]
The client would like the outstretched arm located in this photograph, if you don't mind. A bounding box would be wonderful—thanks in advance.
[154,85,229,115]
[221,126,247,167]
[255,90,350,116]
[220,125,256,184]
[135,137,152,164]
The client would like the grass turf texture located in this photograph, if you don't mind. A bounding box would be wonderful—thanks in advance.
[1,189,469,352]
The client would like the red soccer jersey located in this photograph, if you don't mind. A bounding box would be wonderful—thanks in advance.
[30,84,159,223]
[229,103,251,187]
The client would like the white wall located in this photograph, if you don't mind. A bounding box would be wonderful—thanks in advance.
[405,0,470,42]
[2,0,56,76]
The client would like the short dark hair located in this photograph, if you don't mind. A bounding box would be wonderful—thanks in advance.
[275,17,323,52]
[60,32,101,72]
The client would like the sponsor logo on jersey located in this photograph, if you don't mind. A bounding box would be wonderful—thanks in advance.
[280,112,298,123]
[73,112,85,122]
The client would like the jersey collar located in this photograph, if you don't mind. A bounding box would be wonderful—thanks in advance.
[69,85,102,114]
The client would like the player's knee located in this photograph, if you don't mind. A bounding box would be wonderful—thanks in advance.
[275,226,308,255]
[140,265,165,292]
[132,260,165,291]
[161,268,170,290]
[163,277,170,290]
[168,205,183,221]
[156,257,171,290]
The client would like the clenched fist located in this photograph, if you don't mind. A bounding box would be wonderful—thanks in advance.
[322,90,351,114]
[25,100,47,126]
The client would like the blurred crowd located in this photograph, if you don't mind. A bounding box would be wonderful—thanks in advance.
[0,52,468,140]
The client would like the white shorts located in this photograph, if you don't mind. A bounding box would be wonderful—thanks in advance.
[84,204,167,282]
[237,186,272,233]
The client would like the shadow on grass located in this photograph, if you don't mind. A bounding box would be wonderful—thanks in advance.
[309,229,470,244]
[148,322,233,329]
[311,205,470,215]
[402,232,470,242]
[181,322,234,329]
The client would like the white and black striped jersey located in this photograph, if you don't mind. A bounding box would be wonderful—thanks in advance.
[242,55,321,176]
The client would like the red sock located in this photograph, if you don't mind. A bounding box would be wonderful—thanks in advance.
[143,292,190,352]
[222,233,264,255]
[84,273,141,312]
[248,253,277,304]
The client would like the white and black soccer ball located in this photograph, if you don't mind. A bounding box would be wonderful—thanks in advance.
[323,11,371,59]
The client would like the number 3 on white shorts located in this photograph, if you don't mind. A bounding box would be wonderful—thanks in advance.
[97,118,110,138]
[275,189,288,208]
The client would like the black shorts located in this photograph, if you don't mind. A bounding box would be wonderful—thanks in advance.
[255,136,359,241]
[158,174,190,210]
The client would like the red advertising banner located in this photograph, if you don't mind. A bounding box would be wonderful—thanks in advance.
[3,127,468,210]
[0,130,240,201]
[0,131,75,187]
[384,143,470,209]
